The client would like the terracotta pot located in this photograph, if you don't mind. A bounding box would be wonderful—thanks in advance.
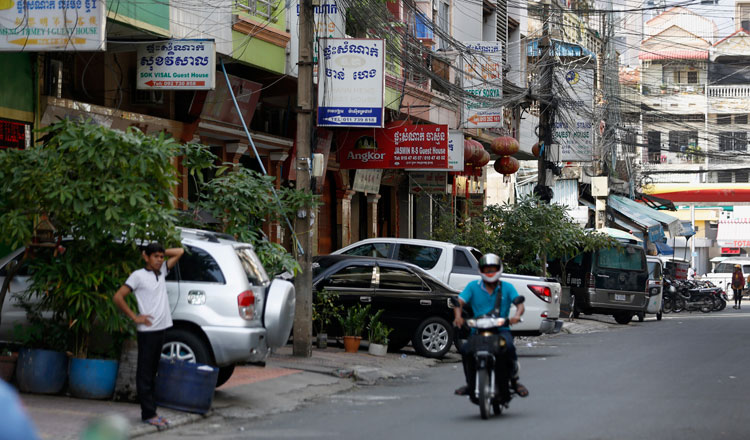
[0,352,18,382]
[343,336,362,353]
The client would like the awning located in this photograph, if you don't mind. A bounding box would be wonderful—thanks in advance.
[610,215,649,243]
[607,195,665,243]
[597,227,643,243]
[642,183,750,203]
[638,49,708,60]
[610,195,682,237]
[717,218,750,248]
[654,242,674,255]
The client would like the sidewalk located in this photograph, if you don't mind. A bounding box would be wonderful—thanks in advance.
[17,319,609,440]
[17,343,458,440]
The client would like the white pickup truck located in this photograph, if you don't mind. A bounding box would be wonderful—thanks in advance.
[332,238,563,335]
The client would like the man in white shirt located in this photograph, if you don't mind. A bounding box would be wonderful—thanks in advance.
[688,266,696,281]
[114,243,184,428]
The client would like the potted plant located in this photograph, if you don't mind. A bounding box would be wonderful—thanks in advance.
[367,310,392,357]
[339,304,370,353]
[12,311,70,394]
[313,289,342,349]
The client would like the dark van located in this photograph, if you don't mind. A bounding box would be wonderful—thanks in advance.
[566,235,649,325]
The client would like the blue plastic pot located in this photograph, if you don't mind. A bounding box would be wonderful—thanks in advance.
[16,348,68,394]
[155,359,219,414]
[68,358,119,400]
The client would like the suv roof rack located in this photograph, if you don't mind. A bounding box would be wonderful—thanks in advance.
[179,227,236,243]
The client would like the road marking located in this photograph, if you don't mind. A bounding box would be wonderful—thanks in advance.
[661,313,750,320]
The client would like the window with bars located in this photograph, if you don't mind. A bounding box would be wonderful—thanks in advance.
[717,115,732,125]
[668,131,698,153]
[236,0,278,21]
[647,131,661,163]
[718,131,747,152]
[737,114,748,125]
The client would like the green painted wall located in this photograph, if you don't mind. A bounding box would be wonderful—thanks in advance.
[0,53,33,121]
[107,0,170,33]
[232,31,286,74]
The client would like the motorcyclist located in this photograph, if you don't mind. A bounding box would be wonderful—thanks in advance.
[453,253,529,398]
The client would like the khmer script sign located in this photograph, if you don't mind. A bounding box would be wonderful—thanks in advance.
[137,39,216,90]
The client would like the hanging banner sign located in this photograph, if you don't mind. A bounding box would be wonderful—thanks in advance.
[352,169,383,194]
[318,38,385,128]
[409,172,447,194]
[0,0,106,51]
[554,69,594,161]
[137,40,216,90]
[461,41,503,128]
[288,0,345,80]
[339,123,449,169]
[414,129,465,172]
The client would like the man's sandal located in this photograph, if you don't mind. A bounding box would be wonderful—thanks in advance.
[454,385,469,396]
[512,382,529,398]
[143,416,169,428]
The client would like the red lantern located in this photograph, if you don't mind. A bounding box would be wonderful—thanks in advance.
[490,136,520,156]
[476,149,490,167]
[531,142,541,157]
[493,156,520,175]
[464,139,483,164]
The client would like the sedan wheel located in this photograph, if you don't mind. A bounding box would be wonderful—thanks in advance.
[413,317,452,358]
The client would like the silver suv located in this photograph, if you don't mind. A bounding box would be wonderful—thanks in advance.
[0,227,296,387]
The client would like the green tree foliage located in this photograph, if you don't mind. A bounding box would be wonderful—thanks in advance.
[432,195,617,278]
[0,119,182,357]
[180,144,318,276]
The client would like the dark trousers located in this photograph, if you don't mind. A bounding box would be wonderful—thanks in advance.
[460,329,517,391]
[734,288,743,306]
[137,330,165,421]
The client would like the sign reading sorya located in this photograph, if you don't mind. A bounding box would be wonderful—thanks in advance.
[0,0,105,51]
[137,40,215,90]
[339,124,449,169]
[461,42,503,128]
[318,38,384,128]
[554,69,594,161]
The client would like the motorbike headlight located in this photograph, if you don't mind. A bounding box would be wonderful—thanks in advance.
[669,286,677,293]
[467,317,506,329]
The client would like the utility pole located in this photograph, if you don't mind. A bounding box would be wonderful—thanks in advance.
[536,0,555,203]
[293,0,314,357]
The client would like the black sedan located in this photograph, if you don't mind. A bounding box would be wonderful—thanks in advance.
[313,255,460,358]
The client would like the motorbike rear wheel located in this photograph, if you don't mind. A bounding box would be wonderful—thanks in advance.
[672,298,685,313]
[478,369,491,420]
[662,297,673,314]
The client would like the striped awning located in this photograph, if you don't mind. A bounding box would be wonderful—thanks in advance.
[639,50,708,60]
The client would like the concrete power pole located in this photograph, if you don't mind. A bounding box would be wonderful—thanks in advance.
[293,0,314,357]
[536,0,555,203]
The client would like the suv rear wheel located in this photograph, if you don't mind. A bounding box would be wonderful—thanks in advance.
[162,328,234,387]
[412,317,452,358]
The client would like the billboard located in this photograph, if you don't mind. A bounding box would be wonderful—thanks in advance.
[554,69,594,162]
[338,123,449,169]
[0,0,106,51]
[461,41,503,128]
[137,40,216,90]
[318,38,385,128]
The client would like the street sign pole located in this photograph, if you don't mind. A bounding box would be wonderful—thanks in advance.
[293,0,314,357]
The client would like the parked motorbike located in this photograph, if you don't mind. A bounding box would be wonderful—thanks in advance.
[662,279,682,313]
[676,280,715,313]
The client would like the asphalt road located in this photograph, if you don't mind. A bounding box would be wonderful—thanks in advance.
[149,310,750,439]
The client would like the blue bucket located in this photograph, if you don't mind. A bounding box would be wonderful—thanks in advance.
[155,359,219,414]
[16,349,68,395]
[68,358,119,400]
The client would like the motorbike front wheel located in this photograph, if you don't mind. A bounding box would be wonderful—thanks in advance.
[715,298,727,312]
[700,296,714,313]
[478,369,492,420]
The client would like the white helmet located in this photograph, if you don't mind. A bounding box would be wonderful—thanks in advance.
[479,253,503,283]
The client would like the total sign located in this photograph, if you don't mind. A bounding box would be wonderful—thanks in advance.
[137,40,216,90]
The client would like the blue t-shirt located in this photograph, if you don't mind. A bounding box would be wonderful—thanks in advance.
[459,279,519,327]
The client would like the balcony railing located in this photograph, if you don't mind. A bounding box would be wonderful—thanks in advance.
[643,84,705,96]
[236,0,277,21]
[708,85,750,98]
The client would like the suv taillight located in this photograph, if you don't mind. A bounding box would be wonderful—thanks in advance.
[237,290,256,320]
[586,273,595,288]
[528,285,552,303]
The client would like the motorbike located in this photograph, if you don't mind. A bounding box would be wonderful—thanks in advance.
[662,279,682,313]
[676,280,715,313]
[463,314,515,419]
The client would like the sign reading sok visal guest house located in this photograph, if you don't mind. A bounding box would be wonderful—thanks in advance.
[339,124,449,169]
[137,39,216,90]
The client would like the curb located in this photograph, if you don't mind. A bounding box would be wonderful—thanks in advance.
[130,411,208,437]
